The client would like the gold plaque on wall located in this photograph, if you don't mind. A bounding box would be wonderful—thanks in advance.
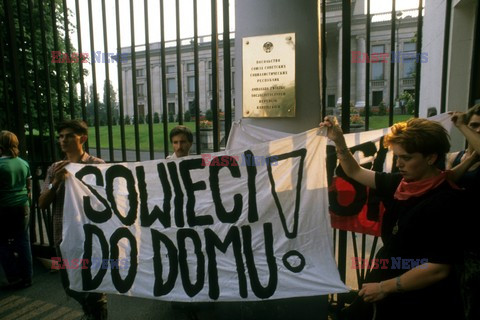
[242,33,295,118]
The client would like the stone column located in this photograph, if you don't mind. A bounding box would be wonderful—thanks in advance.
[235,0,322,133]
[355,36,366,108]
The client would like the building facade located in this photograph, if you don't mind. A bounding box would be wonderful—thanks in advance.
[324,1,419,111]
[121,3,420,122]
[120,37,235,121]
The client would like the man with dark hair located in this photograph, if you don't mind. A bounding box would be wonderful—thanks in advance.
[167,125,200,317]
[167,125,193,158]
[39,119,107,320]
[57,118,89,136]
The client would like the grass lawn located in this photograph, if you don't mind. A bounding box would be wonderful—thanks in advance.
[86,115,414,151]
[367,114,413,130]
[87,122,197,152]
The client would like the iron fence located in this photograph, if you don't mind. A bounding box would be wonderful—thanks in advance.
[1,0,234,255]
[1,0,454,316]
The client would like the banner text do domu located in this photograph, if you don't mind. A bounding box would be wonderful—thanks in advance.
[76,150,305,299]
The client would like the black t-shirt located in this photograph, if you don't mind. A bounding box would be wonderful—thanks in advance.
[366,172,464,319]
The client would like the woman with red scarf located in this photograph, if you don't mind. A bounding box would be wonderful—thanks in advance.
[320,117,464,319]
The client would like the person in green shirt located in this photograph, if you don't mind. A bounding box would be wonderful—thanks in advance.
[0,130,32,289]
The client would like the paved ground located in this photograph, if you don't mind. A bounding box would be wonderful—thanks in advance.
[0,258,330,320]
[0,259,170,320]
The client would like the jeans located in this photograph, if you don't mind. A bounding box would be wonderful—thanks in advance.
[0,205,33,283]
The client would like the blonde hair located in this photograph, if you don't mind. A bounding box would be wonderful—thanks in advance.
[0,130,20,157]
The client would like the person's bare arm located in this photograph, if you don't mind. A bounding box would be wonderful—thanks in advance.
[451,112,480,154]
[445,151,460,170]
[38,161,70,209]
[359,262,451,302]
[319,116,377,189]
[449,151,479,182]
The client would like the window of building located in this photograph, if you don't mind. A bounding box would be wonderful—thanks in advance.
[187,63,195,72]
[231,72,235,89]
[168,102,175,115]
[231,58,235,67]
[372,91,384,106]
[187,76,195,93]
[208,61,212,69]
[188,100,195,114]
[403,58,416,78]
[371,45,385,80]
[137,83,144,96]
[167,78,176,94]
[138,104,145,118]
[372,63,384,80]
[327,94,336,108]
[167,65,176,74]
[208,74,213,91]
[403,42,416,52]
[372,45,384,54]
[136,69,144,77]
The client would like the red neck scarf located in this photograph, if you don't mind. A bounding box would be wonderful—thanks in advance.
[394,170,456,200]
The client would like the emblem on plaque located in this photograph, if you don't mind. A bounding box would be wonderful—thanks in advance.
[263,42,273,53]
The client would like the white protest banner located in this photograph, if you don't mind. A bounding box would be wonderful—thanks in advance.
[227,114,453,236]
[227,113,452,151]
[61,128,348,302]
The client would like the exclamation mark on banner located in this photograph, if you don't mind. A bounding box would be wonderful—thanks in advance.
[266,149,306,239]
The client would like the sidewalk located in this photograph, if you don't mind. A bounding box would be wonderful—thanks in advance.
[0,258,329,320]
[0,259,183,320]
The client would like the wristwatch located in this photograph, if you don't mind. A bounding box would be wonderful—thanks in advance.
[48,183,58,192]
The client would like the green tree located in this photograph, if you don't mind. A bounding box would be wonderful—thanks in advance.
[102,79,118,125]
[0,0,86,132]
[86,84,103,126]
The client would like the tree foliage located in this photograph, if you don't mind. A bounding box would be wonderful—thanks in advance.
[86,80,118,126]
[0,0,87,132]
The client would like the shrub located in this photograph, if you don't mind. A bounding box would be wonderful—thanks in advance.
[378,101,387,116]
[406,99,415,115]
[205,108,213,121]
[169,112,175,123]
[153,112,160,123]
[184,110,191,122]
